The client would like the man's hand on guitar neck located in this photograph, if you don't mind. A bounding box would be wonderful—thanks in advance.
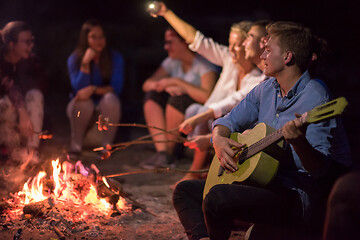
[212,125,245,173]
[282,114,307,145]
[282,114,325,173]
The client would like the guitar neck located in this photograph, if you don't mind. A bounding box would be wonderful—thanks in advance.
[236,97,348,163]
[238,128,284,163]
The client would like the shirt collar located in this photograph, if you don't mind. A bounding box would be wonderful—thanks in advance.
[271,70,311,98]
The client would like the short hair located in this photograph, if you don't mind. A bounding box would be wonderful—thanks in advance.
[230,21,253,37]
[252,20,273,37]
[266,21,326,72]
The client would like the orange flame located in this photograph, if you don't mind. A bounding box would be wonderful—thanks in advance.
[13,158,130,217]
[19,171,47,205]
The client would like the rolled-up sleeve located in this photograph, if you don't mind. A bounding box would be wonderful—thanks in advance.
[212,84,261,133]
[188,31,230,67]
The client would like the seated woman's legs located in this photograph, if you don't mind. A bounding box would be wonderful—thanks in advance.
[165,103,185,155]
[66,98,94,153]
[98,92,121,148]
[24,89,44,149]
[181,105,213,182]
[142,92,195,168]
[141,97,170,168]
[144,99,167,153]
[167,94,196,156]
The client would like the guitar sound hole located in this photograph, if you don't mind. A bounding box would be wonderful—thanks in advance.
[237,147,249,165]
[238,159,245,165]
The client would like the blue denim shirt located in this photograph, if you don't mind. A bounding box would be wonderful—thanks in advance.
[213,71,351,220]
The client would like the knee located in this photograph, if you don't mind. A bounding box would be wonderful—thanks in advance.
[101,92,120,106]
[172,180,190,204]
[25,89,44,104]
[144,98,159,108]
[203,185,228,216]
[184,103,203,119]
[67,99,94,118]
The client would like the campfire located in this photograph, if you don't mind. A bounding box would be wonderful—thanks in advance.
[1,158,138,239]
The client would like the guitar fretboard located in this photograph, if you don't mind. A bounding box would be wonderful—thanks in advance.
[237,128,284,163]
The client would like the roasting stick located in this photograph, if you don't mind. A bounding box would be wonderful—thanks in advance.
[2,119,52,139]
[105,168,209,178]
[93,116,188,159]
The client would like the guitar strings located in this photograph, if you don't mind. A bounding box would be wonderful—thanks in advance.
[236,128,283,162]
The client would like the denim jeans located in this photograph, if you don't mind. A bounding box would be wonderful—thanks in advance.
[172,179,302,240]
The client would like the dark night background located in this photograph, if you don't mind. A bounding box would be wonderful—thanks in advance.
[0,0,359,165]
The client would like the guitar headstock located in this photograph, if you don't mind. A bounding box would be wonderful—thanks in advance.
[300,97,348,124]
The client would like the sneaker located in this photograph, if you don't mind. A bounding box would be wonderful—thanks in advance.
[140,151,175,169]
[140,152,163,169]
[155,151,175,168]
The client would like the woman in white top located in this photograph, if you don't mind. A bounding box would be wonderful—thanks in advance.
[150,2,264,183]
[141,27,218,169]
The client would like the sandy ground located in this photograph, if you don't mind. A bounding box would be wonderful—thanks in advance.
[0,127,246,240]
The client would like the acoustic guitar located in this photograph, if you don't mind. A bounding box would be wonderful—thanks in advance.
[203,97,348,199]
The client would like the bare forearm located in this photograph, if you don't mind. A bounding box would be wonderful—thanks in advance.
[180,82,212,103]
[195,109,215,124]
[173,72,216,103]
[94,86,113,95]
[212,125,231,139]
[142,67,169,92]
[142,79,156,92]
[163,10,197,44]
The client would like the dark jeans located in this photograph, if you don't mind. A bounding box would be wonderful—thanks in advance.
[172,180,303,240]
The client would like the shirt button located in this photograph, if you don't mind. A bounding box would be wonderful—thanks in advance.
[276,113,279,117]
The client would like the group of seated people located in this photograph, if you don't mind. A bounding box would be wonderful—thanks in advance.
[0,1,356,239]
[0,18,125,162]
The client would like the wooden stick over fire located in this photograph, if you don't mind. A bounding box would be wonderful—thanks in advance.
[93,115,188,160]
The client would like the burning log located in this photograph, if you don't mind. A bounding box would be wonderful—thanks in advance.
[53,225,66,240]
[23,198,54,217]
[102,176,156,216]
[50,220,66,240]
[96,180,119,207]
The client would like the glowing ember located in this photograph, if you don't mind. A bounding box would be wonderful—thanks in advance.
[38,133,53,139]
[102,177,110,188]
